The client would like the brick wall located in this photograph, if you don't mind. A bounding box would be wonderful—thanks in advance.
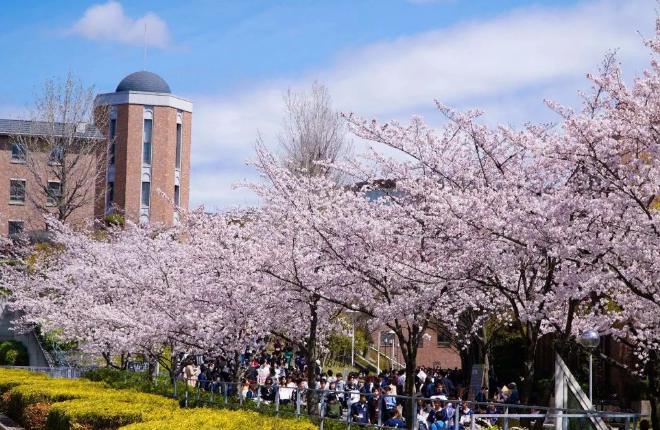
[371,324,461,370]
[0,135,97,235]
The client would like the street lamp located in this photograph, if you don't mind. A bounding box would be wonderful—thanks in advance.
[579,329,601,406]
[346,310,357,369]
[388,330,395,369]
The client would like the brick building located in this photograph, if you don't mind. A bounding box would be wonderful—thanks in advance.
[0,120,102,235]
[373,324,461,370]
[0,71,192,235]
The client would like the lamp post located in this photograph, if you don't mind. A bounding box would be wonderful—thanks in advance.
[346,310,357,369]
[579,329,601,406]
[388,330,395,369]
[377,330,381,374]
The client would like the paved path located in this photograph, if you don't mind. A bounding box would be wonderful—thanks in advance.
[0,413,22,430]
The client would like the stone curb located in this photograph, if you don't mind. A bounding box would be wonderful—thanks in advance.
[0,413,22,430]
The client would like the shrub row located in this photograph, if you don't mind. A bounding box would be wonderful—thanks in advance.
[0,368,319,430]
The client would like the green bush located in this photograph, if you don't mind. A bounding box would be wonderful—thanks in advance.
[105,214,125,227]
[0,341,29,366]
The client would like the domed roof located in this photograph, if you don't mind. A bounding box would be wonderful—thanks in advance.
[115,71,171,94]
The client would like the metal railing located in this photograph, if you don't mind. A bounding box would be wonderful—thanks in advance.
[4,367,649,430]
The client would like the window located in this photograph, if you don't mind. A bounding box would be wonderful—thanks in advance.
[143,119,152,165]
[9,180,26,204]
[107,182,114,208]
[11,144,26,163]
[47,181,61,207]
[141,182,150,207]
[109,119,117,165]
[176,123,182,169]
[437,334,451,348]
[8,221,24,235]
[418,336,424,348]
[49,146,63,165]
[381,331,394,347]
[174,185,180,206]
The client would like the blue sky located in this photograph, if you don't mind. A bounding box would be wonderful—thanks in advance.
[0,0,656,209]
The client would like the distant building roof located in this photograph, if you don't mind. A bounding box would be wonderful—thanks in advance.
[116,71,171,94]
[0,119,104,139]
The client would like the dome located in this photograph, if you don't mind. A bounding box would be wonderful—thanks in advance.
[115,71,171,94]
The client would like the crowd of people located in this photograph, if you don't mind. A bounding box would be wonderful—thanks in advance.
[175,341,524,429]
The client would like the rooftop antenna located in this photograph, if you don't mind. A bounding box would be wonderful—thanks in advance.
[143,21,147,71]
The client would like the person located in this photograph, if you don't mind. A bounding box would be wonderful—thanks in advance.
[431,383,448,401]
[486,403,499,426]
[326,393,343,419]
[383,385,397,416]
[319,379,330,415]
[422,377,436,398]
[184,359,198,387]
[327,370,337,384]
[497,385,510,403]
[279,376,295,405]
[262,378,278,402]
[385,408,406,428]
[351,393,370,424]
[257,361,271,385]
[346,375,359,408]
[427,400,448,430]
[439,372,454,398]
[639,420,650,430]
[506,383,520,405]
[246,382,258,400]
[416,398,430,430]
[369,387,384,425]
[459,403,474,429]
[283,344,294,368]
[475,385,488,404]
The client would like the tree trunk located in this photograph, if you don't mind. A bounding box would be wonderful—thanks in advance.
[647,357,660,430]
[306,298,320,416]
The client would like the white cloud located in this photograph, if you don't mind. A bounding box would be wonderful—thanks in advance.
[188,0,655,210]
[69,1,169,48]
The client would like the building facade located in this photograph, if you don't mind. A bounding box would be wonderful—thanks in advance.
[373,324,461,370]
[95,71,193,224]
[0,71,192,235]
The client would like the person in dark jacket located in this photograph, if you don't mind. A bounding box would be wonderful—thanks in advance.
[439,372,454,398]
[475,386,489,404]
[422,377,435,398]
[506,383,520,405]
[369,387,384,425]
[351,394,371,424]
[260,378,277,402]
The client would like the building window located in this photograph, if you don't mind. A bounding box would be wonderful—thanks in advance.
[109,119,117,165]
[8,221,24,235]
[437,334,451,348]
[106,182,114,211]
[418,336,424,348]
[49,146,63,165]
[143,119,152,165]
[9,180,26,204]
[381,331,394,347]
[174,185,180,206]
[11,144,26,163]
[47,181,61,207]
[141,182,150,207]
[176,123,182,169]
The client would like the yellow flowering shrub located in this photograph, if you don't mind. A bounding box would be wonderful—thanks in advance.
[0,368,48,394]
[119,409,319,430]
[0,369,318,430]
